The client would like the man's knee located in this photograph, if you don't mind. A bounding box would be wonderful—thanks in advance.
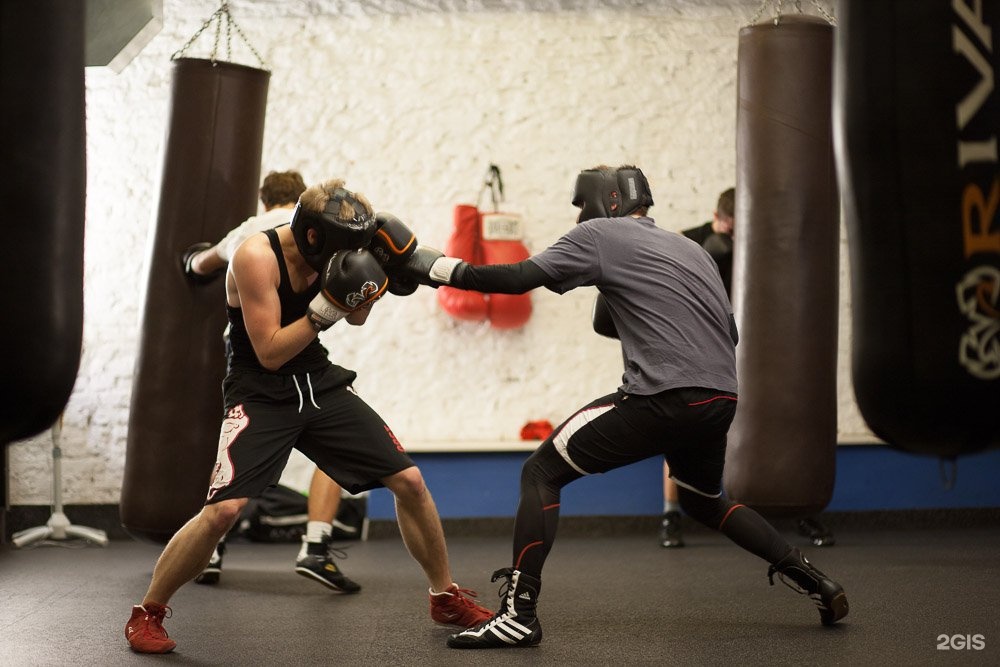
[384,466,428,502]
[202,498,247,534]
[677,487,731,529]
[521,444,576,490]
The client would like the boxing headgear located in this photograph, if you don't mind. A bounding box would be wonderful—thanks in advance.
[290,187,377,271]
[571,166,654,223]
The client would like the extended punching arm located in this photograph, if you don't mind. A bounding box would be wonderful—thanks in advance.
[400,247,550,294]
[455,261,549,294]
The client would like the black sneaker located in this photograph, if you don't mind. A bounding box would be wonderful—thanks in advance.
[295,539,361,594]
[797,517,836,547]
[768,548,848,625]
[660,511,685,548]
[448,568,542,649]
[195,541,226,585]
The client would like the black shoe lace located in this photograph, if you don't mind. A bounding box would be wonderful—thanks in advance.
[490,568,515,602]
[319,536,351,561]
[767,565,806,595]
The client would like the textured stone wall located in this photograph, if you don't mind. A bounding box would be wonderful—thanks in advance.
[8,0,865,505]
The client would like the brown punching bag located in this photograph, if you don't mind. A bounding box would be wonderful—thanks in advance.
[723,16,840,516]
[0,1,85,446]
[121,58,269,542]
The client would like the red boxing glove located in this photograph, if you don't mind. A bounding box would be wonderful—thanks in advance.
[480,212,532,330]
[520,420,554,441]
[437,204,489,321]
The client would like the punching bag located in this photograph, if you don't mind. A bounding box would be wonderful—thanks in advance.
[835,1,1000,457]
[0,1,85,446]
[724,15,840,516]
[121,58,269,542]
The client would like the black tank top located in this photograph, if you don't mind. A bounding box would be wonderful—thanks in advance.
[226,228,331,375]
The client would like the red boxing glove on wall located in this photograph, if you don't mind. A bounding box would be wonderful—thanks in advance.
[437,204,489,321]
[480,212,532,330]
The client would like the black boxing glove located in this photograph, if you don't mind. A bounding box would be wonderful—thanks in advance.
[397,246,466,288]
[369,212,417,267]
[307,249,388,331]
[180,242,222,284]
[387,274,420,297]
[592,293,619,339]
[371,213,421,297]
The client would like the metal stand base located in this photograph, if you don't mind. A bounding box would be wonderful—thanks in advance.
[13,510,108,548]
[12,415,108,549]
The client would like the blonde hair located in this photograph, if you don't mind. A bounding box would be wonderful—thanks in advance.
[299,178,373,218]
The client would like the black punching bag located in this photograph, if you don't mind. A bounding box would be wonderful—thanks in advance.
[0,1,85,445]
[121,58,269,542]
[835,1,1000,457]
[724,16,840,516]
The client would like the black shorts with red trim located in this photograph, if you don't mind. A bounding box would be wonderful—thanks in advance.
[546,386,737,496]
[205,364,414,503]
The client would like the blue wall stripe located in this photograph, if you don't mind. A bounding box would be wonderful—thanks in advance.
[366,445,1000,520]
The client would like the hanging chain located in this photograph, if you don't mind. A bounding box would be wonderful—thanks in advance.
[212,5,222,60]
[748,0,836,26]
[476,164,504,212]
[171,1,268,69]
[809,0,837,24]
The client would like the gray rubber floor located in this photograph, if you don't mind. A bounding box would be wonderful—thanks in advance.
[1,522,998,666]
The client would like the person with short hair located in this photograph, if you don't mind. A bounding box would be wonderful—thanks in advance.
[125,177,492,655]
[182,169,363,593]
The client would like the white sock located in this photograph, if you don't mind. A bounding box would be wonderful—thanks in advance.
[663,500,681,514]
[429,584,456,596]
[306,520,332,543]
[298,521,332,559]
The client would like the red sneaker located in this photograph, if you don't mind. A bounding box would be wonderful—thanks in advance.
[430,584,494,628]
[125,603,176,653]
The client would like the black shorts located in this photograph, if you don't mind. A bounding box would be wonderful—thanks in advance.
[545,386,737,497]
[205,364,414,503]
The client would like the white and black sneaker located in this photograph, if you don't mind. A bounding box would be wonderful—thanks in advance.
[194,541,226,585]
[295,537,361,593]
[768,548,848,625]
[448,568,542,649]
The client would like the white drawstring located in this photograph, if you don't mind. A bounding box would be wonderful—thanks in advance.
[292,376,304,413]
[305,372,320,410]
[291,373,321,413]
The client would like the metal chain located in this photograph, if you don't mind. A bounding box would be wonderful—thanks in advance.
[224,9,232,61]
[747,0,836,26]
[212,6,221,61]
[170,1,268,69]
[810,0,837,25]
[171,4,224,60]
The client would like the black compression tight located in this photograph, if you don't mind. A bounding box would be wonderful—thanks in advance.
[511,443,793,578]
[511,444,583,580]
[677,486,792,564]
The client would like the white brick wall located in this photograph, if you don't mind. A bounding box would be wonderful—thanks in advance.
[8,0,866,505]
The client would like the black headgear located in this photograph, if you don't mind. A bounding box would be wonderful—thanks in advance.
[571,166,654,223]
[290,187,377,271]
